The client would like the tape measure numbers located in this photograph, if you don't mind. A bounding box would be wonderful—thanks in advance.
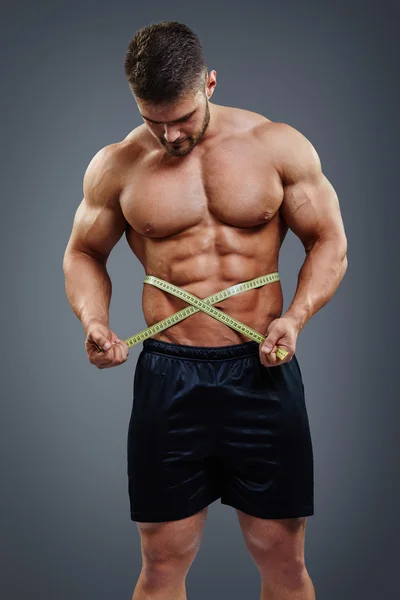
[123,272,289,360]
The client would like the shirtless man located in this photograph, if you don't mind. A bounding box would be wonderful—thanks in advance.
[63,21,347,600]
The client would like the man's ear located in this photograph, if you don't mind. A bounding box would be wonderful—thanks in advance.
[206,70,217,98]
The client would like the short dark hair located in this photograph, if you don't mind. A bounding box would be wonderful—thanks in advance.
[124,21,208,104]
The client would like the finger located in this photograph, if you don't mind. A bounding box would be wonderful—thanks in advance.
[88,342,115,364]
[96,349,119,368]
[115,339,129,360]
[111,342,128,365]
[269,346,280,366]
[87,327,114,352]
[259,350,271,368]
[262,331,282,354]
[90,351,114,367]
[88,337,112,353]
[260,341,277,363]
[259,345,279,368]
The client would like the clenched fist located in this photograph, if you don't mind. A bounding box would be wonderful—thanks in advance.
[85,322,129,369]
[259,317,299,367]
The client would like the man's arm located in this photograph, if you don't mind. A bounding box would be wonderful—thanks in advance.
[63,145,127,334]
[276,124,348,333]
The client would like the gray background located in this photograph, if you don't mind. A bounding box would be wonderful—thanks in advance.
[1,0,398,598]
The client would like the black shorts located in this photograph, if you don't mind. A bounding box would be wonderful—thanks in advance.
[127,338,314,523]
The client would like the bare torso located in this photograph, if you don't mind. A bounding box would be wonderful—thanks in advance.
[116,104,290,346]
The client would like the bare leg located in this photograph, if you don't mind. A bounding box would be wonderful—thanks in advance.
[260,570,315,600]
[131,507,208,600]
[132,570,187,600]
[237,511,316,600]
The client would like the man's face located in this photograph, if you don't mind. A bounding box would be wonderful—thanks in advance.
[137,90,211,157]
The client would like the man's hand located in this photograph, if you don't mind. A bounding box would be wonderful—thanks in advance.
[259,317,299,367]
[85,322,129,369]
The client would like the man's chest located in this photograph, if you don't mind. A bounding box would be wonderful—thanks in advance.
[119,139,285,237]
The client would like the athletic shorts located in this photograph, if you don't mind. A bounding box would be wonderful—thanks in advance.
[127,338,314,523]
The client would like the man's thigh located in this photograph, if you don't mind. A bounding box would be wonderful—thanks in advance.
[236,510,308,563]
[136,507,209,564]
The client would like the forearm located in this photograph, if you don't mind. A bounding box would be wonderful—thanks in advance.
[282,237,348,333]
[63,251,112,334]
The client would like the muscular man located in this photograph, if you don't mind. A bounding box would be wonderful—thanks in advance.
[63,21,347,600]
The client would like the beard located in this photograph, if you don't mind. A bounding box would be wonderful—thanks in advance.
[159,100,211,157]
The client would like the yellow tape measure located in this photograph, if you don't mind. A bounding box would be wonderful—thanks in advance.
[123,272,289,360]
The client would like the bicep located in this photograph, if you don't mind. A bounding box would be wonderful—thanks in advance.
[66,197,127,262]
[65,147,127,262]
[279,128,346,252]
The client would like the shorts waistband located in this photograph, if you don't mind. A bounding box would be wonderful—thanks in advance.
[142,338,260,360]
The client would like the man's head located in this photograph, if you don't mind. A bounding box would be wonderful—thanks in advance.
[124,21,216,156]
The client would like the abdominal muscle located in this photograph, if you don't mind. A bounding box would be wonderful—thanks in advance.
[129,225,284,347]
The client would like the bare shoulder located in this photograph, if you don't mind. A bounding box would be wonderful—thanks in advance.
[255,121,322,182]
[83,142,124,208]
[83,127,147,206]
[220,107,317,167]
[219,104,271,133]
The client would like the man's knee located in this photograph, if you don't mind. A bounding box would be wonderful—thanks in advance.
[237,513,308,580]
[137,509,207,585]
[266,556,309,591]
[141,534,200,576]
